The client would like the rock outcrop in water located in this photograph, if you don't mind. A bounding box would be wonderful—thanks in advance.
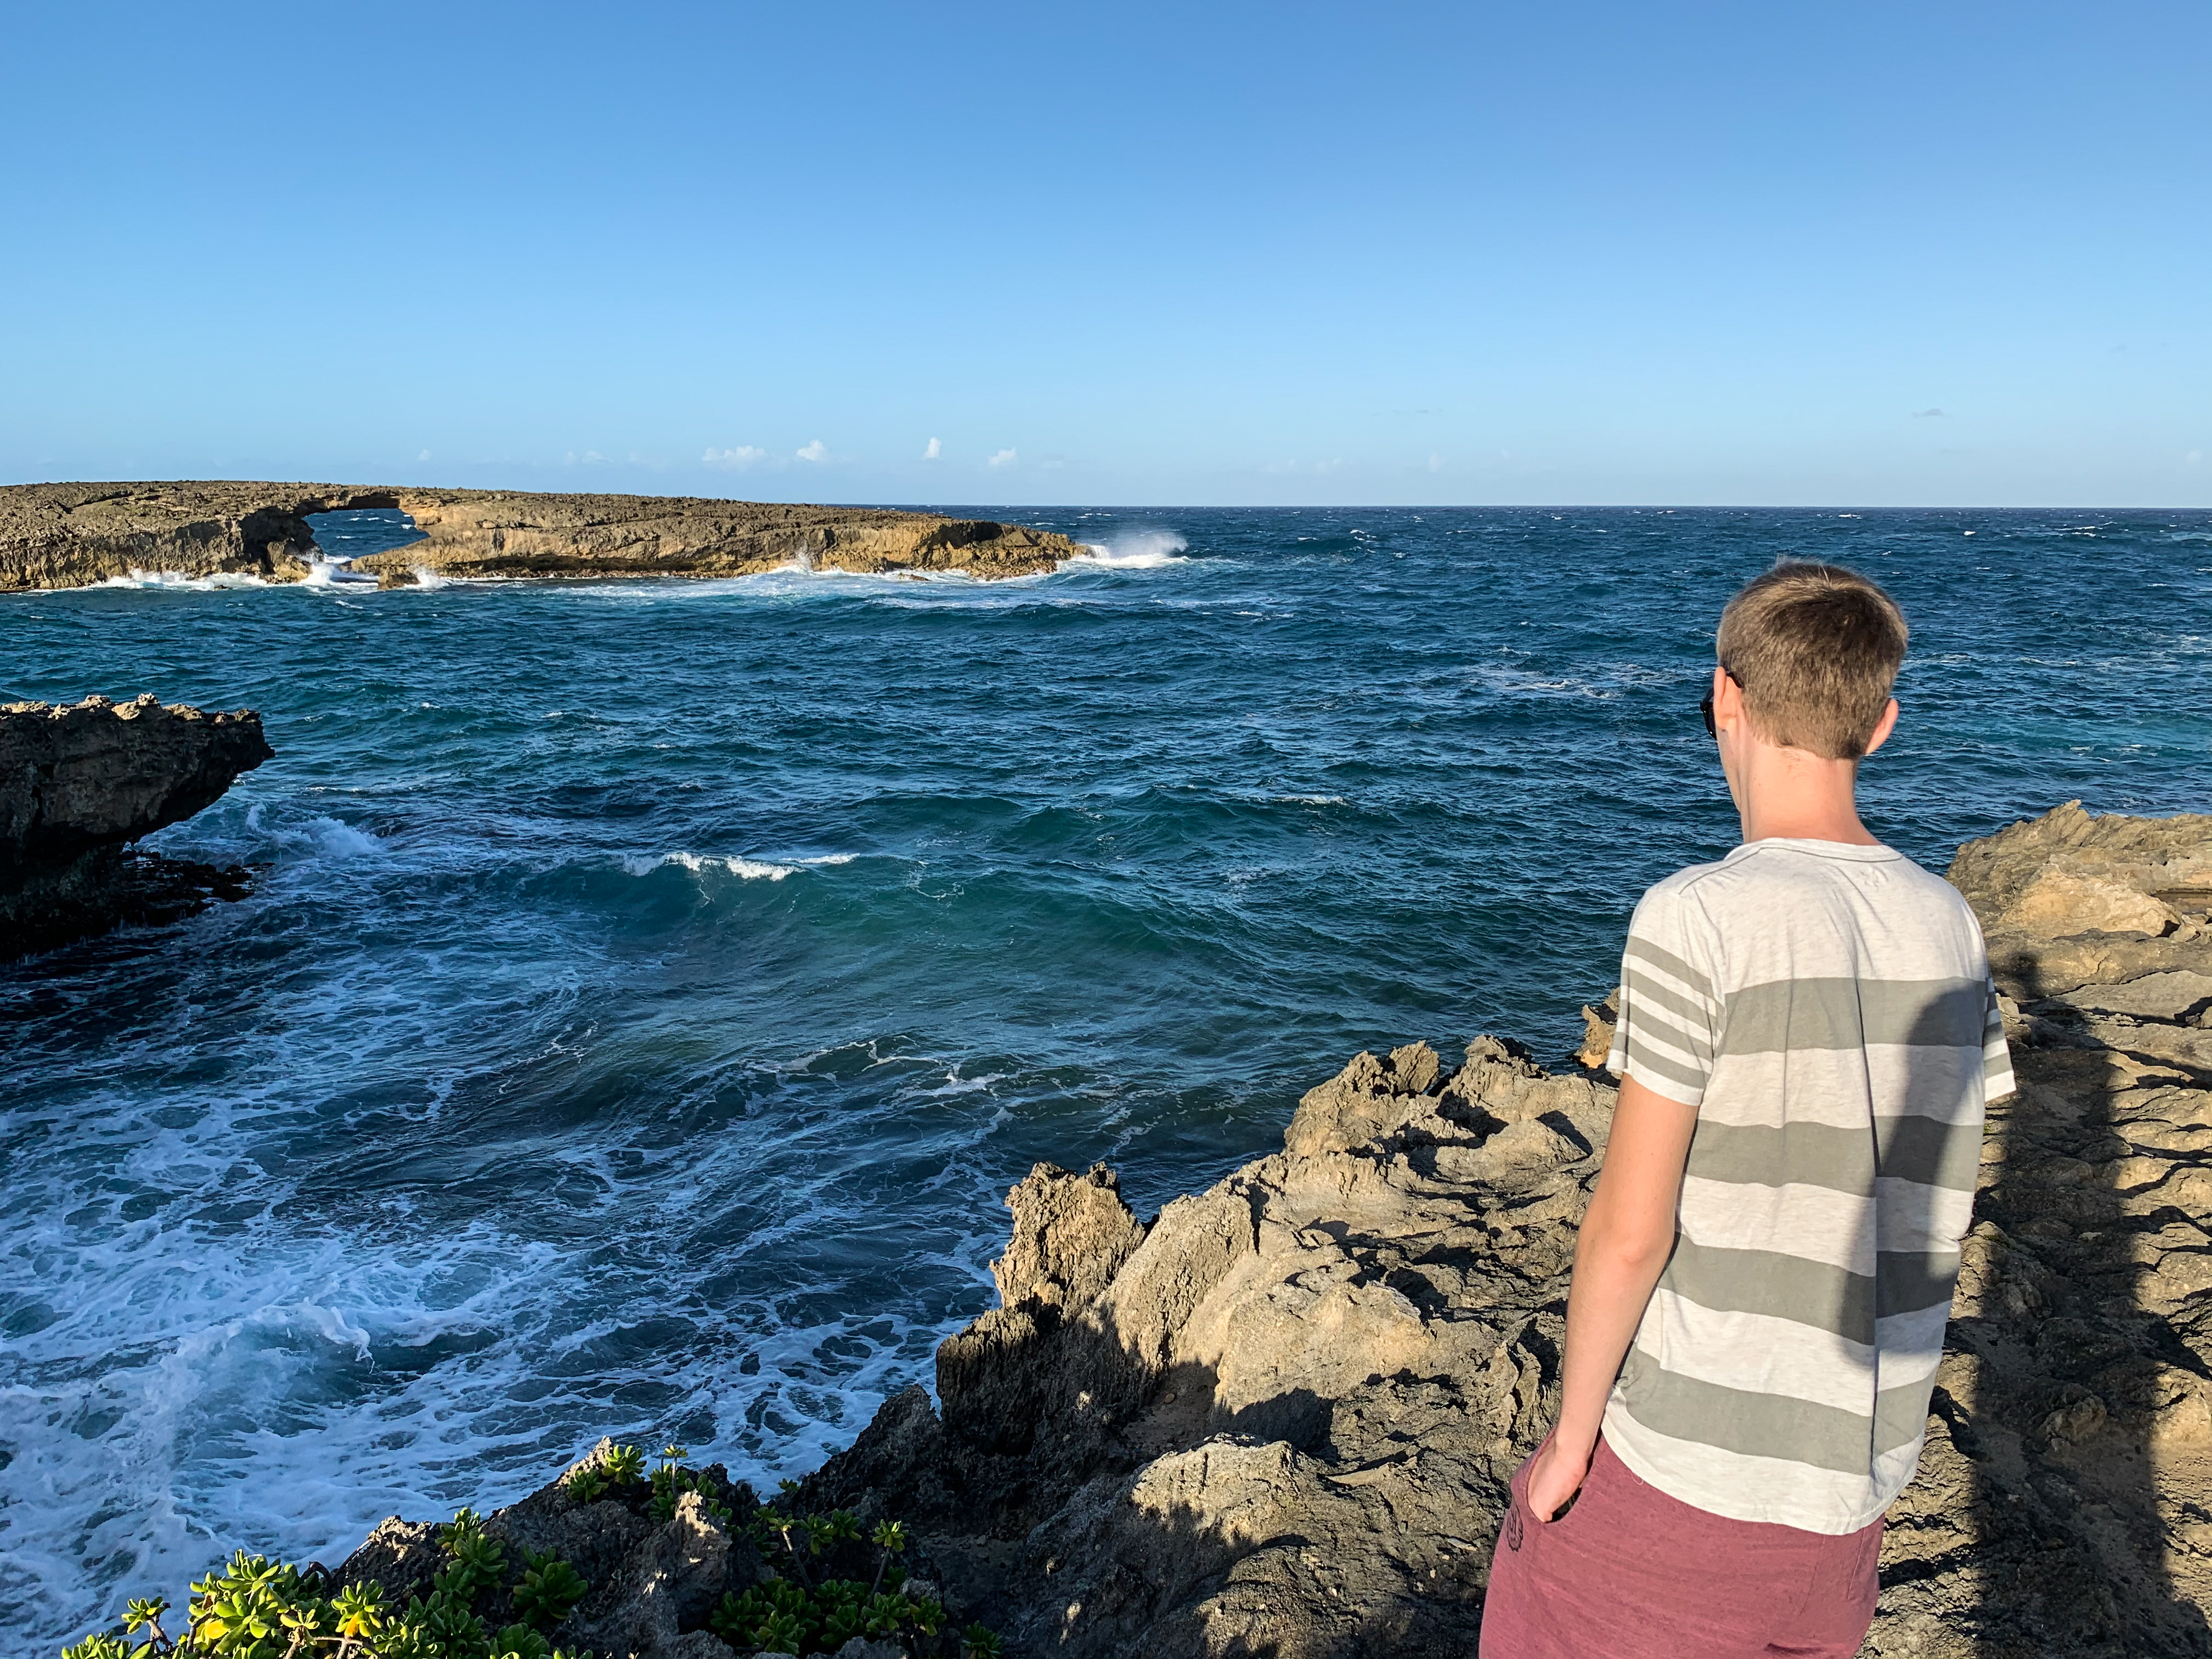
[0,482,1085,590]
[325,804,2212,1656]
[0,695,272,958]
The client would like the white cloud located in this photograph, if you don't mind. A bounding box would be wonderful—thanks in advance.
[1427,453,1443,473]
[565,450,608,466]
[703,445,768,469]
[795,439,829,463]
[416,449,431,462]
[923,437,941,461]
[2187,450,2203,467]
[1912,408,1948,419]
[987,448,1018,468]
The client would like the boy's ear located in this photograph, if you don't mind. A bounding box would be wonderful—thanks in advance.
[1713,664,1747,731]
[1862,697,1900,758]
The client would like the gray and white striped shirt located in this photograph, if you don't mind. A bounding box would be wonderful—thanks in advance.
[1604,838,2013,1534]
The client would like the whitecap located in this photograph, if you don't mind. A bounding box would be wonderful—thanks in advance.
[1066,531,1188,569]
[93,569,270,591]
[622,852,797,880]
[299,817,383,859]
[299,561,376,589]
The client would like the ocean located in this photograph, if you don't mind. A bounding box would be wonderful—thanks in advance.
[3,506,2207,1645]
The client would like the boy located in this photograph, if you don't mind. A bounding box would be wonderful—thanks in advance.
[1480,562,2012,1657]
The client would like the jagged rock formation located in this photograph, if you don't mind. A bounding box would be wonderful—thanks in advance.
[0,695,272,957]
[329,803,2211,1657]
[0,482,1085,590]
[797,1037,1606,1658]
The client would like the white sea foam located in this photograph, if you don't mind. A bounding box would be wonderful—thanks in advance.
[622,851,797,880]
[0,1011,1013,1645]
[300,561,377,589]
[92,569,272,591]
[1068,531,1188,569]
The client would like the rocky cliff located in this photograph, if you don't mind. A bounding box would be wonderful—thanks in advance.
[0,482,1085,590]
[326,803,2212,1657]
[0,695,272,957]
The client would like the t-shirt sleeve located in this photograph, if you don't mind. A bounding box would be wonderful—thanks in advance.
[1981,977,2016,1104]
[1605,881,1721,1107]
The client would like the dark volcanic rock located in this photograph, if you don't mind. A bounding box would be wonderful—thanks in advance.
[0,481,1087,590]
[1,695,272,957]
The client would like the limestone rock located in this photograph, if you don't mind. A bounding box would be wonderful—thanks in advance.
[1575,989,1618,1072]
[0,695,272,957]
[797,1032,1609,1655]
[1946,799,2212,935]
[2055,969,2212,1026]
[1282,1041,1443,1155]
[334,1466,766,1659]
[0,695,272,863]
[1996,868,2179,938]
[568,1492,737,1659]
[332,1517,439,1604]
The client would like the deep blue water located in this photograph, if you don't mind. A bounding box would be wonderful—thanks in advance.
[2,506,2207,1643]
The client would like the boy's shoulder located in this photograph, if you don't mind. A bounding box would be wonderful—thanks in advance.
[1634,841,1978,933]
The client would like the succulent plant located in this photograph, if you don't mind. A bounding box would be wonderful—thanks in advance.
[509,1554,586,1629]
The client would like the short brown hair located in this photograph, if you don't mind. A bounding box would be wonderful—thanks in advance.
[1714,561,1908,760]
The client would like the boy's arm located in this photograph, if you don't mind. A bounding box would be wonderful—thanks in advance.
[1525,1074,1699,1521]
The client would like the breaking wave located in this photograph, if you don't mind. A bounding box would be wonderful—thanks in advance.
[1068,531,1189,569]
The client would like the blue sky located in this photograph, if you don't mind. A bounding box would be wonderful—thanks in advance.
[3,2,2205,506]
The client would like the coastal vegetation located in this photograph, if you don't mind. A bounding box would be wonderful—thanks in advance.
[60,1442,996,1659]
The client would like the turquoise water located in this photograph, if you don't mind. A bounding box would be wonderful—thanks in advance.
[3,506,2208,1643]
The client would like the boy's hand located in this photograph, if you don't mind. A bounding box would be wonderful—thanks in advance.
[1526,1435,1593,1522]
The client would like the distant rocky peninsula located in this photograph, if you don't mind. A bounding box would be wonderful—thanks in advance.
[0,482,1085,591]
[52,802,2205,1658]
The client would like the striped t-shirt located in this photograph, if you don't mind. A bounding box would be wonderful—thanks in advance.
[1602,838,2013,1534]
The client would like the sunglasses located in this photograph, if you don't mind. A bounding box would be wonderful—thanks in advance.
[1700,668,1740,739]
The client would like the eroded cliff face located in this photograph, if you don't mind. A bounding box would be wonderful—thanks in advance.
[0,482,395,589]
[0,695,272,957]
[328,803,2212,1657]
[0,482,1085,590]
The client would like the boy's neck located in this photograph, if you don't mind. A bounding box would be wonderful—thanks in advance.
[1723,738,1883,847]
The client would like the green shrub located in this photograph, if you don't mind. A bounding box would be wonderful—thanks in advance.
[58,1520,590,1659]
[59,1435,964,1659]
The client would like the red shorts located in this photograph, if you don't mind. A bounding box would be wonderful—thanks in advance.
[1480,1435,1882,1658]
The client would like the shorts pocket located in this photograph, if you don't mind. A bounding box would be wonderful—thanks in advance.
[1517,1438,1590,1532]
